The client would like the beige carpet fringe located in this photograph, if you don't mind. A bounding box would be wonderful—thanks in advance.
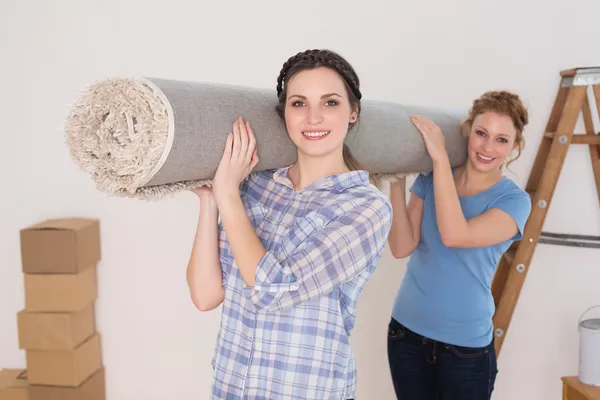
[65,77,212,200]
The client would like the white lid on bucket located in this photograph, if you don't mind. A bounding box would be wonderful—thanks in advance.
[581,318,600,330]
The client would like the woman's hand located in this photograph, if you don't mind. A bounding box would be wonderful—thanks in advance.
[191,186,217,209]
[191,186,213,198]
[212,116,259,203]
[410,115,448,163]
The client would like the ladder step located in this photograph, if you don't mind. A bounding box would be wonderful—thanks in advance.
[544,132,600,144]
[539,231,600,249]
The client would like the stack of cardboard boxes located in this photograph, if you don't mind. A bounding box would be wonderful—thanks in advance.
[0,218,106,400]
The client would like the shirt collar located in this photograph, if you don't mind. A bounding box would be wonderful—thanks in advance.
[272,165,369,193]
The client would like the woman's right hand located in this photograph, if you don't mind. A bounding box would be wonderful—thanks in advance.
[191,187,218,209]
[390,173,408,185]
[191,186,213,198]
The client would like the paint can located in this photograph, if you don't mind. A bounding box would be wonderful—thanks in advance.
[579,305,600,386]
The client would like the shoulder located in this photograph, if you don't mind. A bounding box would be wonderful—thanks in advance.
[490,178,531,206]
[485,177,532,223]
[415,170,434,184]
[347,177,392,207]
[337,182,393,225]
[247,169,277,184]
[408,170,434,199]
[365,185,393,217]
[239,169,277,195]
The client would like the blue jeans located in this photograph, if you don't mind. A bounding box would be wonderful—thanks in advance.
[386,318,497,400]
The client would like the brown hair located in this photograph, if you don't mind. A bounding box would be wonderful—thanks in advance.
[275,49,378,184]
[461,90,529,168]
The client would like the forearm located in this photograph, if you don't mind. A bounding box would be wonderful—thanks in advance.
[217,191,266,288]
[432,156,469,245]
[388,181,417,257]
[187,196,224,311]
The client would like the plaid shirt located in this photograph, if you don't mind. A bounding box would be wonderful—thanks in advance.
[212,166,392,400]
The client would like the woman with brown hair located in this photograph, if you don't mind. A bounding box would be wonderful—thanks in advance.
[186,49,392,400]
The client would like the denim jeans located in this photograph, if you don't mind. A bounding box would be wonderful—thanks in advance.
[386,318,497,400]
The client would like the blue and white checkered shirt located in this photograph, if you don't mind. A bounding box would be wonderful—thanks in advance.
[212,166,392,400]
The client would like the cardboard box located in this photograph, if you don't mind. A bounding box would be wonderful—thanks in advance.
[26,334,102,387]
[17,304,95,351]
[27,367,105,400]
[23,266,97,312]
[0,369,28,400]
[20,218,101,274]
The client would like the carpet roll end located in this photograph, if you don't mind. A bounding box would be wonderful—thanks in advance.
[65,77,173,198]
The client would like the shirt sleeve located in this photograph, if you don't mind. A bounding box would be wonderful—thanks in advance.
[489,189,532,241]
[217,219,229,288]
[409,172,431,199]
[243,194,393,312]
[218,174,255,288]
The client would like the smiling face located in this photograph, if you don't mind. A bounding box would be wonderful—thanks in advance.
[466,111,519,173]
[283,67,358,160]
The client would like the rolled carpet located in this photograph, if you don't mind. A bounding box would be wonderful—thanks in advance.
[65,77,468,200]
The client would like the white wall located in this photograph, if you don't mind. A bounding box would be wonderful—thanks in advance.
[1,0,599,399]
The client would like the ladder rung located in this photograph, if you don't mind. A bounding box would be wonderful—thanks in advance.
[539,231,600,249]
[544,132,600,144]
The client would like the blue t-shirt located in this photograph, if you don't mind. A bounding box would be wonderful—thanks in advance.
[391,170,532,348]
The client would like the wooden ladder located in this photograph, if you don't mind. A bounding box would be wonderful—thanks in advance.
[491,66,600,356]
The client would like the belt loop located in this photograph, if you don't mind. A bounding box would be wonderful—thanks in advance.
[427,341,438,364]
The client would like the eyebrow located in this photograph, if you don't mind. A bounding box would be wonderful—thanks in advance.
[287,93,342,100]
[474,124,510,137]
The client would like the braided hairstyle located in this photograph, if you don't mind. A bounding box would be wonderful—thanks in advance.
[276,49,362,116]
[275,49,373,181]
